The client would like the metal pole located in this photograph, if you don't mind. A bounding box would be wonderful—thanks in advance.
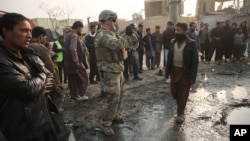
[169,0,180,23]
[87,17,91,31]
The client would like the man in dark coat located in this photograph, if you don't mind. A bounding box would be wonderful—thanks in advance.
[143,28,156,70]
[208,21,223,64]
[0,13,58,141]
[162,21,175,83]
[165,22,199,124]
[152,25,163,68]
[85,24,99,84]
[221,20,234,62]
[137,24,145,72]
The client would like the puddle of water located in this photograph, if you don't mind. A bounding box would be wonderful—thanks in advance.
[65,124,76,141]
[68,128,76,141]
[227,107,250,125]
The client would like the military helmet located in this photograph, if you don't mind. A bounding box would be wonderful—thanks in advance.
[98,10,117,22]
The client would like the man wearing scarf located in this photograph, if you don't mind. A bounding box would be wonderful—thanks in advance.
[85,24,100,84]
[165,22,198,124]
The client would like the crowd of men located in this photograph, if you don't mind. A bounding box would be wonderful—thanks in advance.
[199,20,249,64]
[0,10,249,140]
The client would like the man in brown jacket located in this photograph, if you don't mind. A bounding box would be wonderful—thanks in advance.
[64,21,89,103]
[29,26,54,73]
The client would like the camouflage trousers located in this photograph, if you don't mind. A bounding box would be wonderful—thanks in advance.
[100,71,124,126]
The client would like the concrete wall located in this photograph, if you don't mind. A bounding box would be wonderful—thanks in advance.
[145,0,166,18]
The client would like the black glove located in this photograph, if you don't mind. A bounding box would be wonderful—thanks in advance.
[125,25,133,36]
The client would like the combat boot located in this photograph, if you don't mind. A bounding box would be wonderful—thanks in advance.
[113,115,124,123]
[100,125,115,136]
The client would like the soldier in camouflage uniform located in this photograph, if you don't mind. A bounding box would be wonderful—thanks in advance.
[94,9,131,136]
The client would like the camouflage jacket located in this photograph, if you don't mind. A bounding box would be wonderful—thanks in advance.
[95,28,130,72]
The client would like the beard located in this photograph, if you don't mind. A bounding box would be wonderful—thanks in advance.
[175,34,186,42]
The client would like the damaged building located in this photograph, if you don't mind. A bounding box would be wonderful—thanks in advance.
[117,0,186,33]
[197,0,250,28]
[118,0,249,32]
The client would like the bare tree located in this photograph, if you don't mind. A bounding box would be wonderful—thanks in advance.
[39,3,65,29]
[65,2,74,26]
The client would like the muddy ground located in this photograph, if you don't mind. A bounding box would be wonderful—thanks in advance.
[1,58,250,141]
[60,58,250,141]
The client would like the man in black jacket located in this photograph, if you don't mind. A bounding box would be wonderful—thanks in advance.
[221,20,234,62]
[0,13,58,141]
[165,22,198,124]
[137,24,144,72]
[143,28,156,70]
[162,21,175,83]
[208,21,223,64]
[85,24,99,84]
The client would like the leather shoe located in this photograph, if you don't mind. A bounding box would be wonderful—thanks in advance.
[113,115,124,123]
[90,80,98,84]
[133,76,143,80]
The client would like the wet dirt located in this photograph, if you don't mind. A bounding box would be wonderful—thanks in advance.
[226,107,250,125]
[1,59,250,141]
[59,59,250,141]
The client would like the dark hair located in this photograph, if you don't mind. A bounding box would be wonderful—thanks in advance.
[72,21,83,29]
[146,28,151,32]
[130,23,135,28]
[0,13,29,38]
[32,26,47,38]
[45,42,51,48]
[138,24,143,28]
[125,25,133,36]
[167,21,174,26]
[231,22,237,27]
[90,24,96,29]
[175,22,188,31]
[216,21,221,26]
[58,35,64,40]
[189,22,196,27]
[237,27,242,31]
[155,25,160,29]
